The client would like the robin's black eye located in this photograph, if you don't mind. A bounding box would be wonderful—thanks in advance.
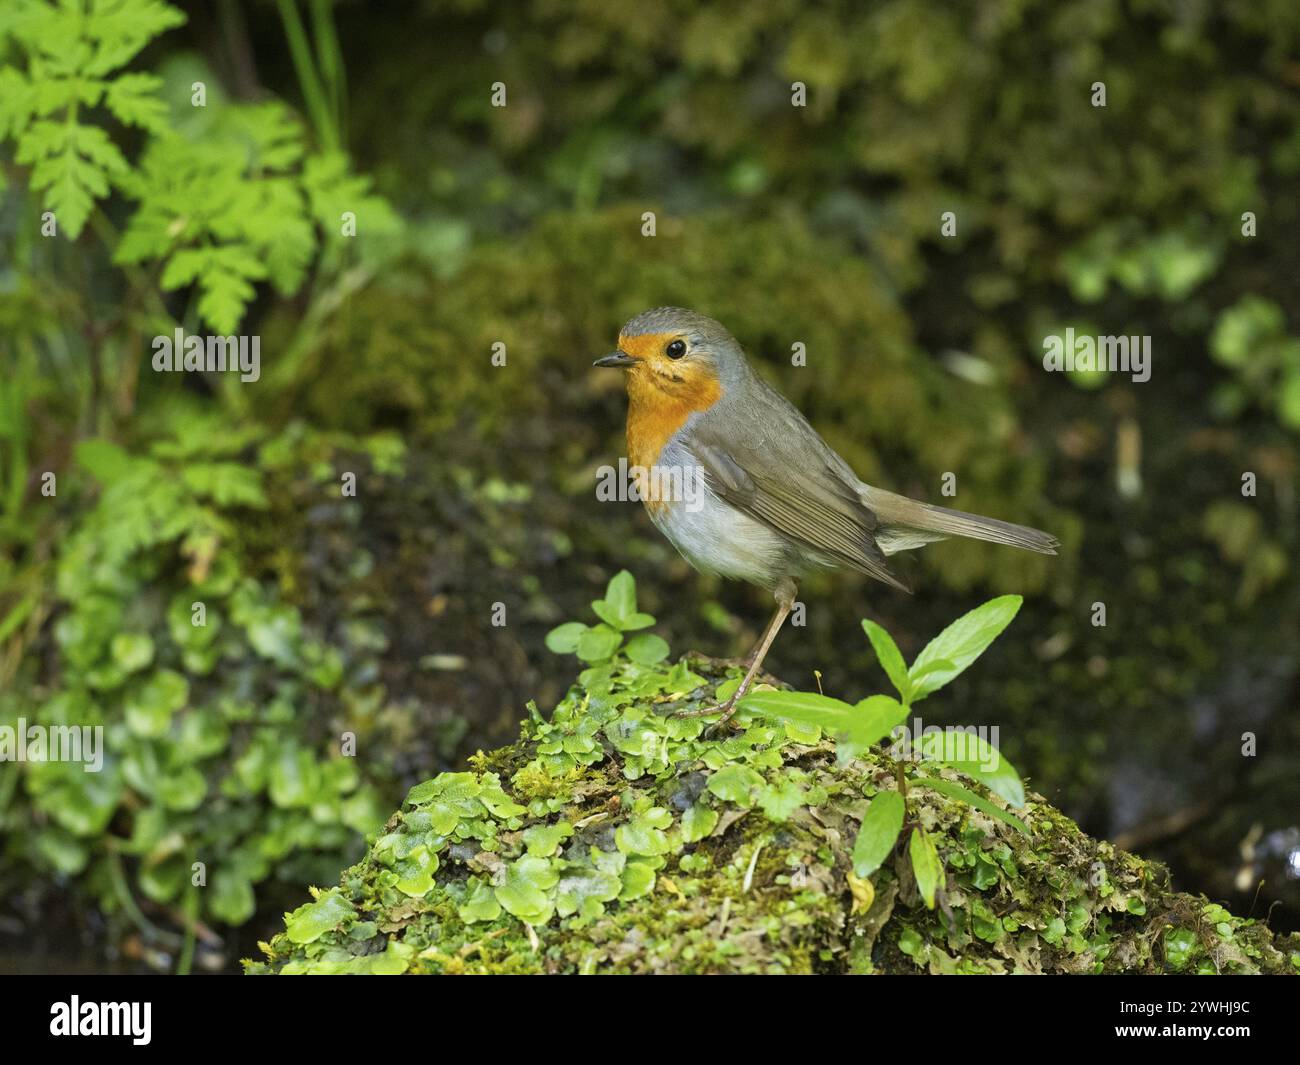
[666,339,687,359]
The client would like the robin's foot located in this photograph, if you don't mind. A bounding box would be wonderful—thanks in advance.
[673,680,752,734]
[673,695,743,737]
[702,704,743,738]
[672,696,736,721]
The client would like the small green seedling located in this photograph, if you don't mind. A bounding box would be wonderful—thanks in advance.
[544,570,669,666]
[740,595,1031,910]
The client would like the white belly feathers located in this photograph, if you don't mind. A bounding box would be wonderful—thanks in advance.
[643,438,788,588]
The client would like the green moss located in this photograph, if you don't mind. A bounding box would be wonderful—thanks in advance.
[246,652,1299,975]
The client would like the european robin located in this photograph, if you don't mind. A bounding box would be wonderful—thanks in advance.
[594,307,1057,728]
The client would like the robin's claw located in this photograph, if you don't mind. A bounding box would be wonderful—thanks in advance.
[702,704,742,738]
[672,693,744,734]
[673,694,734,719]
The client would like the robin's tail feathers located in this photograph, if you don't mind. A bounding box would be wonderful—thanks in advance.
[860,486,1059,556]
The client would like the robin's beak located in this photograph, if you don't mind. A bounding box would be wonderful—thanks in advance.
[593,350,636,369]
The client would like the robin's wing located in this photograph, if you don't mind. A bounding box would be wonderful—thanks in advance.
[687,385,909,592]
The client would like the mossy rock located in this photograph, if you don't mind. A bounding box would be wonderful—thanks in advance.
[246,654,1300,975]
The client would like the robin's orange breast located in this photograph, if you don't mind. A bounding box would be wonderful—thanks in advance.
[625,370,722,510]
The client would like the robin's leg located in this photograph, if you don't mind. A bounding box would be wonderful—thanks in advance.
[675,578,797,729]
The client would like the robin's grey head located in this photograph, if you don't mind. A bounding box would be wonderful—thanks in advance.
[593,307,750,393]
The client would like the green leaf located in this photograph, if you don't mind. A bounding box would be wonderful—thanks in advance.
[231,101,304,171]
[910,776,1030,834]
[781,718,822,744]
[138,858,186,903]
[268,746,322,808]
[110,632,154,672]
[740,690,907,759]
[0,67,35,141]
[44,767,121,837]
[914,731,1026,807]
[245,605,302,667]
[590,570,655,631]
[253,181,315,293]
[360,940,415,975]
[155,766,207,810]
[458,877,502,923]
[706,763,764,806]
[285,889,355,944]
[619,861,656,901]
[615,807,673,856]
[555,867,622,921]
[544,622,588,654]
[479,778,527,818]
[624,633,669,665]
[174,709,230,759]
[17,120,129,239]
[1163,927,1198,971]
[841,695,910,758]
[522,822,573,857]
[604,570,636,619]
[102,71,169,132]
[36,830,89,876]
[1210,295,1284,367]
[907,658,955,684]
[589,599,623,628]
[124,669,188,737]
[192,244,269,333]
[80,0,188,77]
[179,463,268,508]
[301,150,401,239]
[1279,369,1300,430]
[575,624,622,662]
[862,618,911,701]
[852,791,905,877]
[756,779,806,822]
[495,855,559,924]
[210,871,256,925]
[617,612,656,631]
[738,690,856,732]
[908,595,1022,701]
[393,844,439,897]
[909,828,942,909]
[680,803,718,843]
[75,438,136,482]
